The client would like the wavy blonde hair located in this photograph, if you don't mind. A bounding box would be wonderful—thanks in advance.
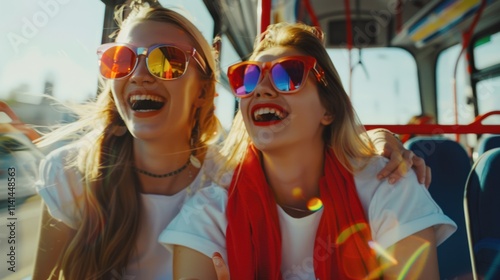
[37,5,220,279]
[220,22,376,174]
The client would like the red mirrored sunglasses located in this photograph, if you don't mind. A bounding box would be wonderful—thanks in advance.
[97,43,207,80]
[227,55,327,98]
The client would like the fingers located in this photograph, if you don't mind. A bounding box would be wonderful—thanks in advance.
[371,129,433,187]
[212,252,230,280]
[411,155,427,185]
[377,151,403,183]
[388,151,410,184]
[373,129,408,184]
[425,166,432,189]
[378,150,433,188]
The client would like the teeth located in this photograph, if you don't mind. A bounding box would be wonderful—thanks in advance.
[253,107,286,121]
[129,95,165,103]
[128,94,166,112]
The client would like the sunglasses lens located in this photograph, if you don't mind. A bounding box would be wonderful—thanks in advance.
[148,46,187,79]
[230,64,261,97]
[271,60,305,92]
[99,46,136,79]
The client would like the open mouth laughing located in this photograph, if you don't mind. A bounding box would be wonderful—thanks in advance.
[128,94,166,112]
[251,103,289,126]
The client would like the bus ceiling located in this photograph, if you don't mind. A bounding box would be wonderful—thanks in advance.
[98,0,500,56]
[216,0,500,53]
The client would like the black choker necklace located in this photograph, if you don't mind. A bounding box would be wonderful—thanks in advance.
[134,157,191,178]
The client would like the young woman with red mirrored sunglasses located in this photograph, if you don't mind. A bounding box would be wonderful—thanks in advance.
[32,5,221,280]
[166,22,455,280]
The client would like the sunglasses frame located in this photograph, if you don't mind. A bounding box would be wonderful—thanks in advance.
[227,55,327,98]
[97,42,207,80]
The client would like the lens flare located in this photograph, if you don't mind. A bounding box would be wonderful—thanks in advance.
[307,197,323,211]
[336,223,368,245]
[365,262,393,279]
[368,241,398,265]
[292,187,303,198]
[397,241,430,280]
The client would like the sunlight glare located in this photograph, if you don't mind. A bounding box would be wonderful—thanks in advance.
[307,197,323,211]
[368,241,398,265]
[336,223,368,245]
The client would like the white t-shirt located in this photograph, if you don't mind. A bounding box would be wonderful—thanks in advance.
[35,143,217,280]
[160,156,457,279]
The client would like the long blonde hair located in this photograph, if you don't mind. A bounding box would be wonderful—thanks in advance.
[220,22,375,174]
[37,6,220,279]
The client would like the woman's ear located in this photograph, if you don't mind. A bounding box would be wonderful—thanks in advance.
[321,111,334,125]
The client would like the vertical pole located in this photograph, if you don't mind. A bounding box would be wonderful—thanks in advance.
[344,0,353,97]
[259,0,272,34]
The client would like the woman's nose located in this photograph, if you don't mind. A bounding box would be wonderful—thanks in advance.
[129,56,155,84]
[254,73,278,98]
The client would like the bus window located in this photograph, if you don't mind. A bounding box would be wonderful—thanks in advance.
[436,44,474,125]
[215,83,236,131]
[328,48,420,124]
[215,35,241,131]
[0,1,104,126]
[220,34,241,75]
[477,76,500,124]
[474,31,500,70]
[474,31,500,125]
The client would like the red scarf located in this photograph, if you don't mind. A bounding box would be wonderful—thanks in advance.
[226,145,379,279]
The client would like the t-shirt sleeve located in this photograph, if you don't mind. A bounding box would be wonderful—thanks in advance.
[364,158,457,249]
[158,185,228,261]
[34,146,83,229]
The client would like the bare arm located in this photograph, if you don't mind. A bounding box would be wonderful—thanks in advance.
[173,245,218,280]
[32,203,76,280]
[380,227,439,280]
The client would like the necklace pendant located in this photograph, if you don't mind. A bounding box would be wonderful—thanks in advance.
[190,154,201,169]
